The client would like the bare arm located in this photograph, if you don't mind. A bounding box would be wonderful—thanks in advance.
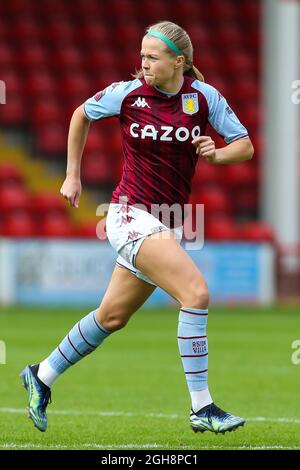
[192,136,254,164]
[60,105,90,207]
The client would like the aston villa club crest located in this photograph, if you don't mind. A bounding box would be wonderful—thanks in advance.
[182,93,199,115]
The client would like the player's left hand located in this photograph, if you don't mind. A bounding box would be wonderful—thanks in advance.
[192,136,217,163]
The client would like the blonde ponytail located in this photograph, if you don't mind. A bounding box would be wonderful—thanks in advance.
[184,65,204,82]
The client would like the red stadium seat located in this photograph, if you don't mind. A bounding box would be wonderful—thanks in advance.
[187,24,211,47]
[19,45,49,71]
[0,186,30,213]
[239,2,260,22]
[2,211,36,237]
[0,45,16,70]
[81,152,114,186]
[244,29,261,52]
[192,162,222,188]
[39,214,73,238]
[72,0,103,20]
[85,124,122,156]
[0,163,23,186]
[108,128,123,155]
[195,51,220,74]
[113,24,143,48]
[191,186,232,217]
[0,93,27,126]
[118,50,141,76]
[204,74,228,97]
[36,123,66,156]
[223,50,255,76]
[60,74,92,101]
[1,71,22,95]
[222,163,258,188]
[92,71,122,92]
[31,192,68,217]
[66,97,87,120]
[205,215,238,241]
[241,107,261,130]
[86,51,118,75]
[232,77,259,103]
[211,24,243,50]
[43,20,75,46]
[75,221,98,239]
[37,0,68,17]
[109,0,137,20]
[14,17,41,45]
[84,129,107,154]
[52,47,83,72]
[77,23,109,48]
[141,0,170,23]
[239,221,275,242]
[0,20,10,43]
[26,72,58,97]
[233,189,258,218]
[207,0,237,22]
[172,2,203,21]
[31,101,63,128]
[7,0,37,16]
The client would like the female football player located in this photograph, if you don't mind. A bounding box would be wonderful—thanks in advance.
[21,21,253,434]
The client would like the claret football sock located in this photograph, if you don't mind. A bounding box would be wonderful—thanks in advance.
[177,307,212,412]
[37,310,111,387]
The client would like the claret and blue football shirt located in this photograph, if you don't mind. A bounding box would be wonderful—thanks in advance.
[84,76,248,215]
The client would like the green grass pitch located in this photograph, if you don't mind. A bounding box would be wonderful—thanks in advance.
[0,304,299,450]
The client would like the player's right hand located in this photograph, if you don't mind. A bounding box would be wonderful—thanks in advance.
[60,176,82,208]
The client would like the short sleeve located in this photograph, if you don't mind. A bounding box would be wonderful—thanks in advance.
[83,79,142,122]
[192,81,249,144]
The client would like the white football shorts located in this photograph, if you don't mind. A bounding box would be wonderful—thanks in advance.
[105,203,183,286]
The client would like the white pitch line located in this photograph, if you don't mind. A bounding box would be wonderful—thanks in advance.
[247,416,300,425]
[1,407,300,425]
[0,443,299,450]
[83,444,300,450]
[0,443,69,450]
[0,442,167,450]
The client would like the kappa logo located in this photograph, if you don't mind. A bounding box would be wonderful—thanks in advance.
[131,97,151,108]
[127,230,142,241]
[119,215,135,227]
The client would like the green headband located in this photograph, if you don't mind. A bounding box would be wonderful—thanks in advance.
[147,30,182,56]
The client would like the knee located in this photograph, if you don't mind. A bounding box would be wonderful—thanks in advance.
[95,309,128,332]
[180,282,209,309]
